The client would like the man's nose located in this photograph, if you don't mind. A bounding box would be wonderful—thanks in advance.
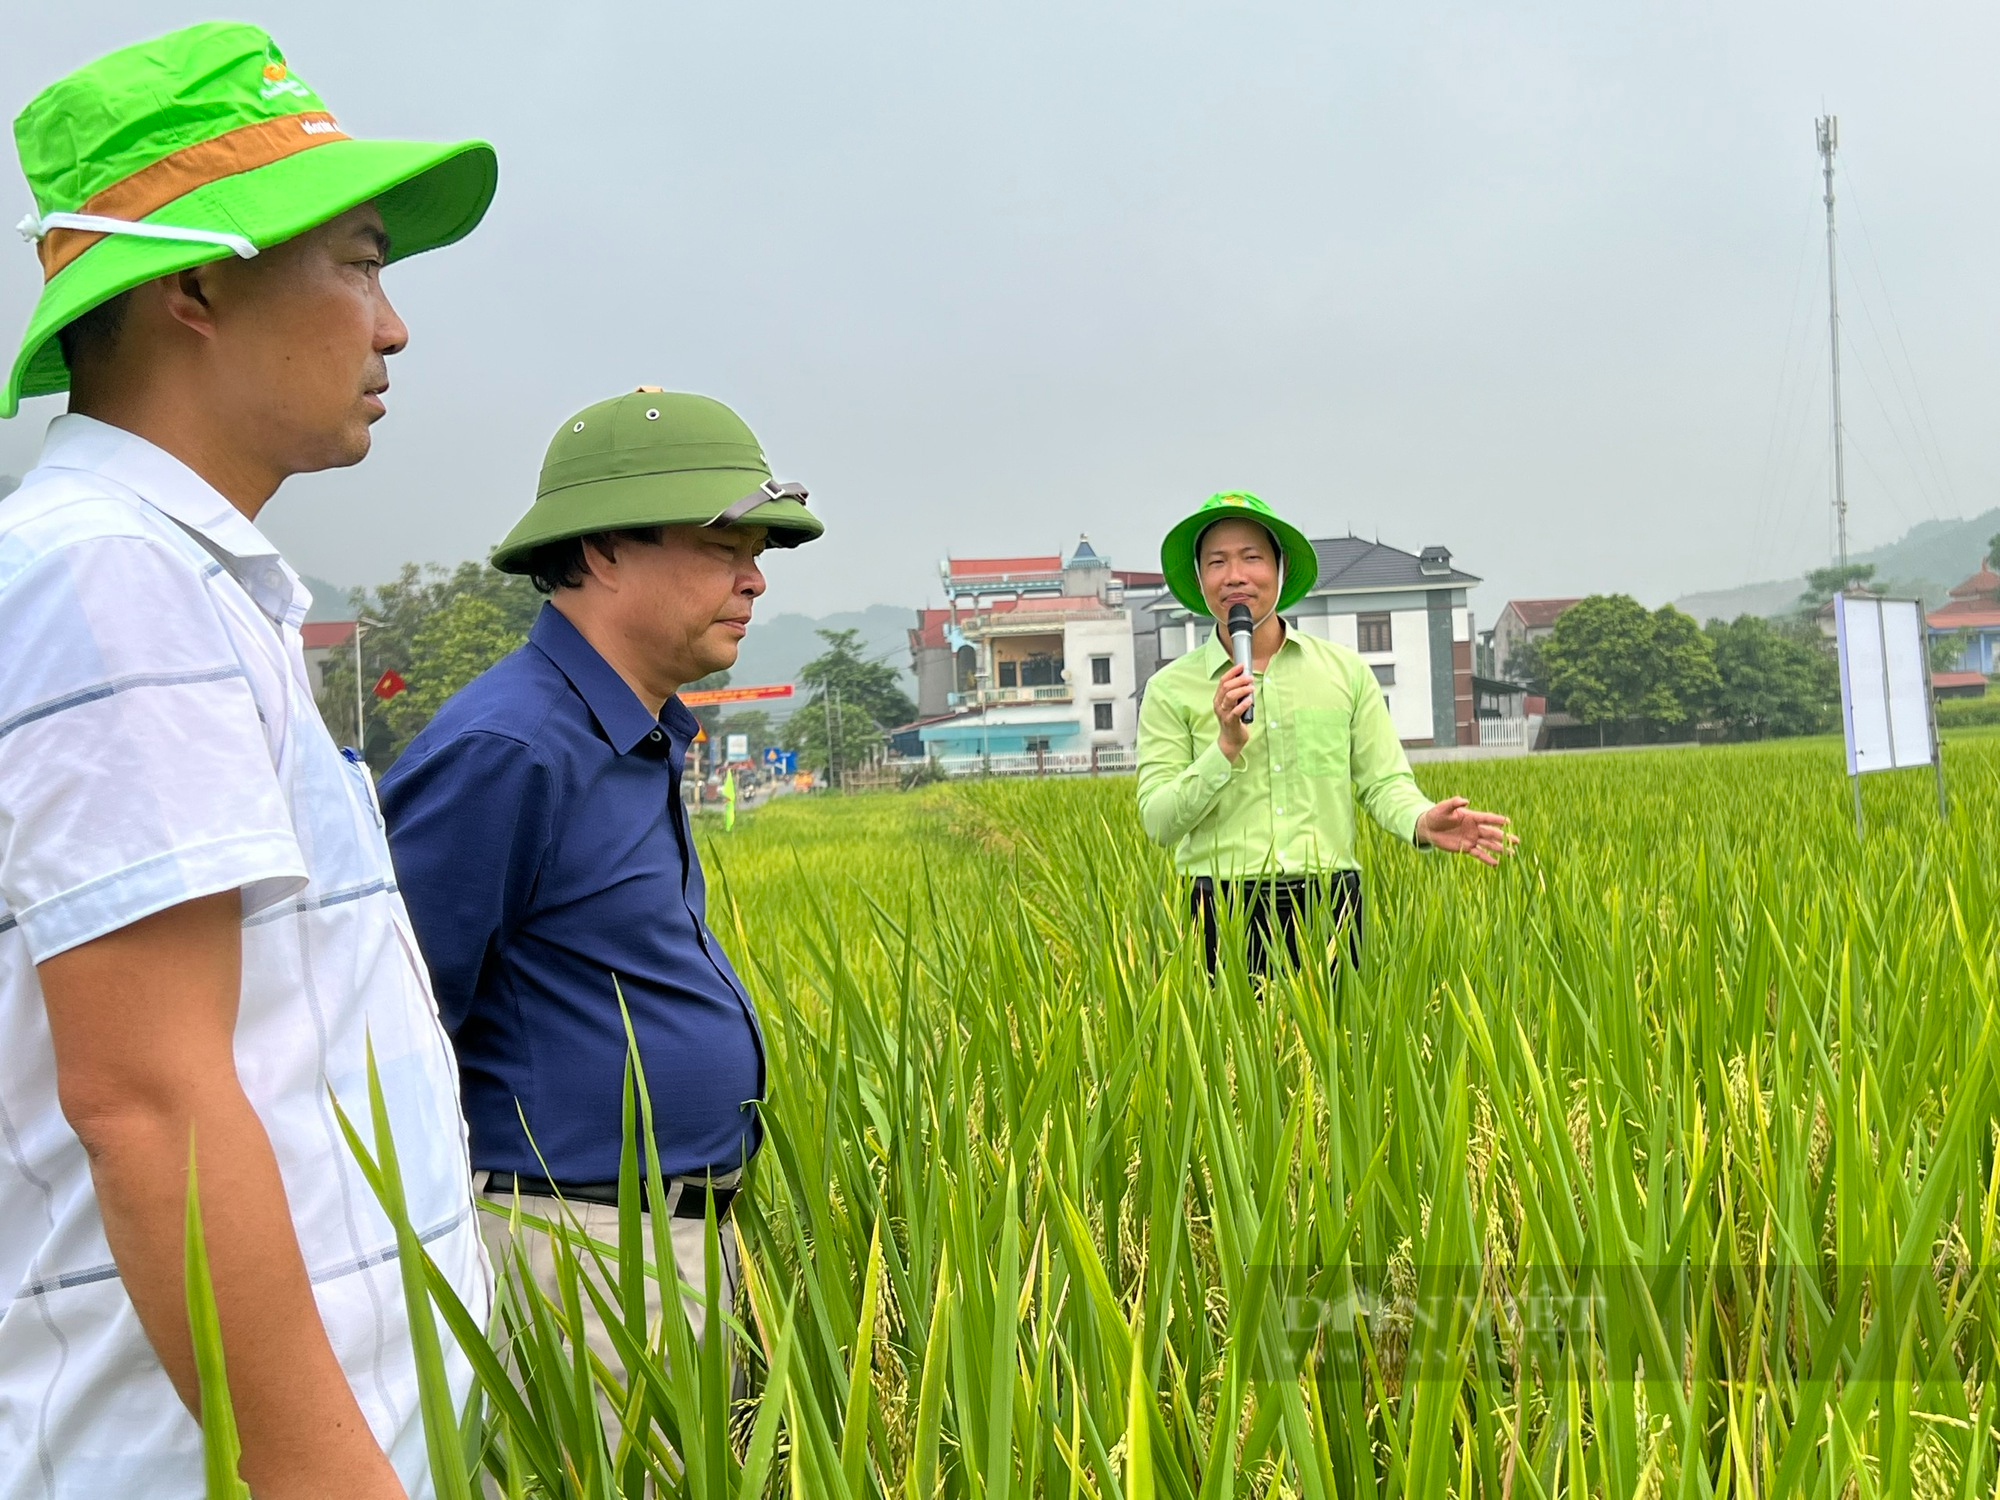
[741,560,767,598]
[376,292,409,357]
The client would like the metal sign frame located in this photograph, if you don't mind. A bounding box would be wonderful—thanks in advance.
[1833,592,1948,836]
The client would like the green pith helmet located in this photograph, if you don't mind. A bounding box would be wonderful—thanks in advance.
[1159,491,1318,617]
[7,20,496,417]
[491,389,823,573]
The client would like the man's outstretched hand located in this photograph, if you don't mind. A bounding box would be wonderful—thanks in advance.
[1416,797,1518,866]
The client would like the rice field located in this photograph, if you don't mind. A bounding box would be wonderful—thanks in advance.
[324,727,2000,1497]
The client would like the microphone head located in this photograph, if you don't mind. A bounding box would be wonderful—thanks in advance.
[1226,603,1253,634]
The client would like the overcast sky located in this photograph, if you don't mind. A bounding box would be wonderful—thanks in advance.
[4,2,1995,620]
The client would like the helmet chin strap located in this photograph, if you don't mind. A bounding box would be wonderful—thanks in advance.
[1215,556,1286,639]
[1252,556,1286,632]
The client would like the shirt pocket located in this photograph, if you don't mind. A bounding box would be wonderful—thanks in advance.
[340,746,386,831]
[1296,706,1348,779]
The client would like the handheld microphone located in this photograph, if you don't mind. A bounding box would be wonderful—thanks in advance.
[1226,603,1255,724]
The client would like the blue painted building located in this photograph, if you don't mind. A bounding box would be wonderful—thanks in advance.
[1928,564,2000,676]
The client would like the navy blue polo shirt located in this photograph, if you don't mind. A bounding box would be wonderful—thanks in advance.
[380,604,762,1182]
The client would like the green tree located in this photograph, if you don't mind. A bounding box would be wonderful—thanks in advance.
[798,628,916,728]
[782,628,917,785]
[1706,614,1837,739]
[783,693,886,785]
[315,560,543,768]
[1797,562,1875,614]
[1987,532,2000,569]
[1930,628,1971,676]
[1542,595,1718,742]
[1644,605,1723,728]
[1501,637,1549,694]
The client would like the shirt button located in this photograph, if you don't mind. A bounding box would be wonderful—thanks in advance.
[650,730,664,743]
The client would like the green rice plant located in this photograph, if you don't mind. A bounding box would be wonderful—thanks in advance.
[194,726,2000,1495]
[184,1141,249,1500]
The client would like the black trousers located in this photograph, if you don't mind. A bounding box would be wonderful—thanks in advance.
[1191,873,1363,978]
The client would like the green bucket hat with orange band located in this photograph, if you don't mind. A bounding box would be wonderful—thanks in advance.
[1160,490,1318,617]
[5,20,497,417]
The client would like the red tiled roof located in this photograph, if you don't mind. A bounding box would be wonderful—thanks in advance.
[1929,602,2000,630]
[1947,564,2000,601]
[301,621,356,649]
[1504,598,1583,629]
[1113,569,1165,588]
[1932,671,1988,691]
[947,555,1062,579]
[910,608,954,650]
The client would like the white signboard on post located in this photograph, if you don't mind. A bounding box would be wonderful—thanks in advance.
[725,733,749,762]
[1834,594,1934,775]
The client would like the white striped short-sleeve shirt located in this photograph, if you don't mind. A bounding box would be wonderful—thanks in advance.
[0,415,488,1498]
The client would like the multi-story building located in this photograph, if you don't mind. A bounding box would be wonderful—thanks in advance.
[301,619,357,698]
[1486,597,1581,680]
[1148,536,1480,749]
[904,540,1165,766]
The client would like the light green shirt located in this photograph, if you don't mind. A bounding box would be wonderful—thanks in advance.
[1135,627,1432,878]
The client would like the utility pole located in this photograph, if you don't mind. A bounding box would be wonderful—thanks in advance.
[1818,115,1851,574]
[352,618,366,748]
[824,685,837,791]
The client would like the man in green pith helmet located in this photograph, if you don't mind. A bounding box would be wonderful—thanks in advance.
[1137,492,1515,978]
[0,21,495,1498]
[379,389,822,1418]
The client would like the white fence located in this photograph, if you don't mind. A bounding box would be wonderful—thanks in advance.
[912,747,1136,779]
[1475,717,1536,750]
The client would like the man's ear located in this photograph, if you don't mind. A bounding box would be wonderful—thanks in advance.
[157,263,221,340]
[580,536,622,590]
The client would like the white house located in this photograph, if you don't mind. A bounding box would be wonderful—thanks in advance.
[905,540,1166,767]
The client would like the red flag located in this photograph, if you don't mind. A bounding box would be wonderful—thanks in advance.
[371,668,407,701]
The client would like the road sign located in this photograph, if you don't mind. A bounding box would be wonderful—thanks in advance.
[762,748,798,776]
[680,683,795,707]
[725,733,749,761]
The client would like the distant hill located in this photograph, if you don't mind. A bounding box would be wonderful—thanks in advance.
[1675,508,2000,621]
[301,574,355,621]
[730,604,916,713]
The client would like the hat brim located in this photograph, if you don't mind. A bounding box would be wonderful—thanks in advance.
[490,468,826,574]
[5,136,497,417]
[1160,506,1318,617]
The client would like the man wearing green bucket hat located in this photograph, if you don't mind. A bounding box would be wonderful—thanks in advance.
[0,21,494,1497]
[380,389,821,1413]
[1137,492,1514,978]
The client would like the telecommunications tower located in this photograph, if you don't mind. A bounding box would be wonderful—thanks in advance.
[1817,115,1850,573]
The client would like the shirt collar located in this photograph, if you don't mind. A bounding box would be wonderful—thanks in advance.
[529,603,693,755]
[1197,619,1297,676]
[34,413,308,629]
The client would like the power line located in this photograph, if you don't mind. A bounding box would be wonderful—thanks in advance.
[1836,157,1963,522]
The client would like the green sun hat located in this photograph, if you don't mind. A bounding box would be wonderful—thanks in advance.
[5,20,498,417]
[491,390,824,573]
[1160,491,1318,617]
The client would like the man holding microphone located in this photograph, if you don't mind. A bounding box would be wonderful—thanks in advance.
[1136,492,1514,977]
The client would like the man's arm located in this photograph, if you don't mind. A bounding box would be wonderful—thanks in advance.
[38,891,404,1499]
[1345,658,1434,844]
[1134,670,1242,850]
[1346,659,1515,864]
